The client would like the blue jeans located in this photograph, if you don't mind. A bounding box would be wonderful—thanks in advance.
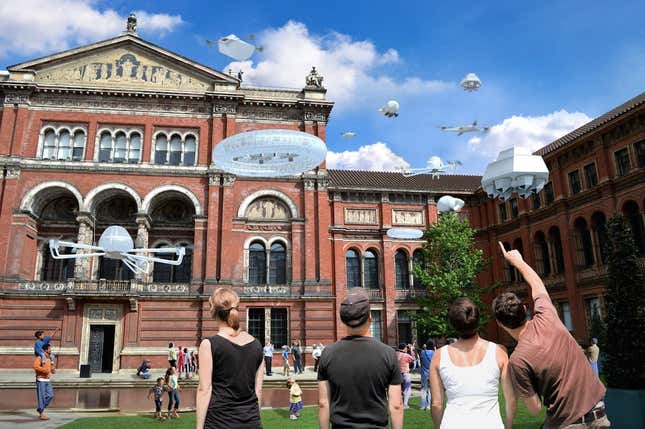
[420,370,431,409]
[36,380,54,413]
[139,370,151,379]
[401,373,412,407]
[168,389,180,410]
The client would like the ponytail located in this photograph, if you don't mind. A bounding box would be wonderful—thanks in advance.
[209,287,241,335]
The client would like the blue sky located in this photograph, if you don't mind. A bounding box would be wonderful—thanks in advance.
[1,1,644,174]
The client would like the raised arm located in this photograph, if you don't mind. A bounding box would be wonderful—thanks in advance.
[430,349,445,428]
[497,345,517,429]
[195,339,212,429]
[499,241,548,301]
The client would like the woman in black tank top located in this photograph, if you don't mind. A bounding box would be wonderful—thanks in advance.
[196,288,265,429]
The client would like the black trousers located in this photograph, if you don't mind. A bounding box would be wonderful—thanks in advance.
[264,356,272,374]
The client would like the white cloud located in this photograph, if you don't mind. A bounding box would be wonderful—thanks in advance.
[327,142,410,171]
[468,110,592,158]
[227,21,451,110]
[0,1,183,58]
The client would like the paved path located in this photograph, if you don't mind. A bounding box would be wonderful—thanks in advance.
[0,410,108,429]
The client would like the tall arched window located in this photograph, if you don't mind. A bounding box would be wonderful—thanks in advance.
[269,242,287,285]
[153,244,193,283]
[96,129,143,163]
[413,249,425,289]
[249,242,267,285]
[591,212,608,264]
[548,227,565,273]
[363,250,379,289]
[153,132,198,166]
[39,126,86,161]
[395,250,410,289]
[534,232,551,276]
[623,201,645,255]
[574,218,595,268]
[41,245,75,281]
[346,249,360,288]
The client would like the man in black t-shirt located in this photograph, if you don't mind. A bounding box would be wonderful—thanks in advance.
[317,289,403,429]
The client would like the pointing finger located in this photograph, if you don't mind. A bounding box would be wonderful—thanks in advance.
[498,241,506,255]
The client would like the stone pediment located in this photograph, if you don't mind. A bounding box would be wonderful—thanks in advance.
[9,35,238,93]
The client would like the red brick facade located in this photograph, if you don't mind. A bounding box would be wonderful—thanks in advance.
[1,33,643,371]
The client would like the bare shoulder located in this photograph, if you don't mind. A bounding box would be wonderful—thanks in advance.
[430,346,443,367]
[199,338,211,349]
[494,343,509,366]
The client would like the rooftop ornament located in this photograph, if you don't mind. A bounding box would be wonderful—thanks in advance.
[437,195,465,213]
[460,72,482,92]
[49,226,185,274]
[305,67,325,89]
[213,129,327,177]
[481,146,549,200]
[126,13,137,35]
[386,228,424,240]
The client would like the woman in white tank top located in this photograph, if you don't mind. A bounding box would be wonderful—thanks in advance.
[430,298,516,429]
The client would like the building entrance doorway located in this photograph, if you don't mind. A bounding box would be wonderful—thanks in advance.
[88,324,115,373]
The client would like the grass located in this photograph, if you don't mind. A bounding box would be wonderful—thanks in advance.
[60,396,545,428]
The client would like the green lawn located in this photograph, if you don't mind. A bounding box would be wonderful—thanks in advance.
[60,396,545,428]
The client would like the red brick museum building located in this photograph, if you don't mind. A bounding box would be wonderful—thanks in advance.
[1,24,644,372]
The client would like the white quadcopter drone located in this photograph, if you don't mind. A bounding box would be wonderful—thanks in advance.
[49,226,186,274]
[400,156,462,179]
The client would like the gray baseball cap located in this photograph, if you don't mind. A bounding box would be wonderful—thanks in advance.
[340,289,371,327]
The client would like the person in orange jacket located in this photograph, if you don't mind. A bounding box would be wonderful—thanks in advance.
[33,343,56,420]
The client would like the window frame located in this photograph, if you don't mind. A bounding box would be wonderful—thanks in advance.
[38,125,87,161]
[345,248,361,288]
[635,139,645,168]
[94,127,144,164]
[395,249,410,289]
[544,182,555,205]
[568,170,582,195]
[152,130,199,166]
[499,203,508,222]
[583,162,598,188]
[363,249,379,290]
[614,148,631,177]
[509,198,519,218]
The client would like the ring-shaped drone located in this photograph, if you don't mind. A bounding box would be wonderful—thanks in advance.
[49,226,185,274]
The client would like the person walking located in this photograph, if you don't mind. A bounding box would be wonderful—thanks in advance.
[586,338,600,376]
[166,366,181,419]
[263,340,274,376]
[419,339,435,410]
[195,287,264,429]
[494,242,610,428]
[147,377,169,421]
[397,344,415,409]
[282,345,291,376]
[183,347,192,378]
[177,345,185,378]
[291,340,303,374]
[312,344,322,372]
[33,343,55,420]
[317,289,403,429]
[430,297,516,429]
[168,342,177,368]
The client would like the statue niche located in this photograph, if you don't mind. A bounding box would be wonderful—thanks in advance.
[245,198,290,221]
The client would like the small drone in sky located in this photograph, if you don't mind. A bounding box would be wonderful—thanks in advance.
[341,131,357,138]
[460,73,482,92]
[379,100,399,117]
[206,34,261,62]
[399,156,462,179]
[49,226,185,274]
[440,120,490,136]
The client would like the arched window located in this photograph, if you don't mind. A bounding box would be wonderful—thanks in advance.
[96,129,143,163]
[623,201,645,255]
[269,242,286,285]
[413,249,425,289]
[41,245,75,281]
[548,227,566,274]
[153,132,199,166]
[39,126,86,161]
[363,250,378,289]
[395,250,410,289]
[533,232,551,276]
[574,218,595,268]
[99,258,134,281]
[591,212,608,264]
[346,249,360,288]
[153,244,193,283]
[249,242,267,285]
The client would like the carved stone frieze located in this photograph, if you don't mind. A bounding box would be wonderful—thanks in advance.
[222,174,236,186]
[303,179,316,191]
[144,283,189,294]
[208,174,221,186]
[344,208,378,225]
[18,281,68,291]
[245,198,289,220]
[246,224,290,231]
[317,178,329,191]
[213,102,237,115]
[5,167,20,179]
[237,105,301,121]
[243,285,289,296]
[304,110,328,121]
[3,91,31,105]
[392,210,424,226]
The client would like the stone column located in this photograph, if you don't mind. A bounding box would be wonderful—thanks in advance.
[135,214,151,283]
[74,213,95,280]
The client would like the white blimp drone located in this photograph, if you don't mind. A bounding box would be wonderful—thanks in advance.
[460,73,482,92]
[400,156,462,179]
[49,226,185,274]
[437,195,465,213]
[213,129,327,177]
[207,34,257,61]
[341,131,357,138]
[386,228,424,240]
[379,100,400,117]
[440,120,490,136]
[481,146,549,200]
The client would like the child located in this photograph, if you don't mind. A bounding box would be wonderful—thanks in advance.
[183,347,191,379]
[34,329,58,365]
[147,377,168,421]
[287,376,303,420]
[282,345,290,376]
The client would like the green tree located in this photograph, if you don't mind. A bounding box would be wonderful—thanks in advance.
[603,214,645,389]
[413,213,490,337]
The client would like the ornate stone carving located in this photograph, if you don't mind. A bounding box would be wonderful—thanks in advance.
[222,174,236,186]
[245,198,290,220]
[237,105,301,121]
[344,208,378,225]
[305,67,324,89]
[317,178,329,191]
[392,210,424,226]
[5,167,20,179]
[213,102,237,115]
[4,91,30,105]
[303,179,316,191]
[129,298,138,312]
[19,281,68,291]
[74,214,95,279]
[208,174,220,186]
[66,297,76,311]
[126,13,137,34]
[246,224,290,231]
[143,283,189,293]
[304,111,327,121]
[243,285,289,296]
[36,48,210,91]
